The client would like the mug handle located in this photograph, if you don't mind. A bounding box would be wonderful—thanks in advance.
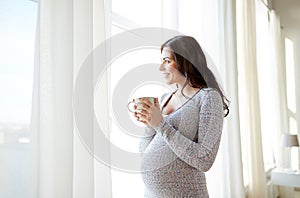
[127,99,135,113]
[154,97,159,105]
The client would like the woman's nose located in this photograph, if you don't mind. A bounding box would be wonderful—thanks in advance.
[159,63,164,71]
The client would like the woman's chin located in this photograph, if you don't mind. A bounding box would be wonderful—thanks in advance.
[165,81,172,85]
[164,78,173,85]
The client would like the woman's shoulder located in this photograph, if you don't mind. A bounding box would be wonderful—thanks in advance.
[195,87,222,104]
[198,87,220,94]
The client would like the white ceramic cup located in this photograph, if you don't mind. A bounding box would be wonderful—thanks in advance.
[127,97,158,113]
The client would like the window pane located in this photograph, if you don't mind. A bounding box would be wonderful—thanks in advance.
[112,0,162,27]
[0,1,38,198]
[285,38,296,113]
[0,0,37,125]
[289,117,298,135]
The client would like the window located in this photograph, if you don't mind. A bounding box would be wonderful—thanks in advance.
[0,0,38,197]
[285,38,296,115]
[284,37,298,170]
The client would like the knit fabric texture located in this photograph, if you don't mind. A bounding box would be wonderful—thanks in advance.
[139,88,224,198]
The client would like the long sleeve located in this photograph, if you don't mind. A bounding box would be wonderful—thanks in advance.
[155,90,224,171]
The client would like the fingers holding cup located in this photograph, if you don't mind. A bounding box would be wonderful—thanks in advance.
[127,96,159,125]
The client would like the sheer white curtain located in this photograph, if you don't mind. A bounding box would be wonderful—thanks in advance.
[218,0,245,197]
[33,0,112,197]
[236,0,267,197]
[268,10,287,170]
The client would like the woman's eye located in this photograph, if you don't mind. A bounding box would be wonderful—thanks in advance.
[161,58,171,64]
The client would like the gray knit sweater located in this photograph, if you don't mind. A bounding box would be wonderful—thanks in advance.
[139,88,224,198]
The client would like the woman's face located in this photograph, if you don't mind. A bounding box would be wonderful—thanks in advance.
[160,47,185,85]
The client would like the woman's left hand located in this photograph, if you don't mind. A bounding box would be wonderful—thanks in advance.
[135,98,163,129]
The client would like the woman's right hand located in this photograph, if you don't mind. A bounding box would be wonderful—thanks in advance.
[134,98,163,128]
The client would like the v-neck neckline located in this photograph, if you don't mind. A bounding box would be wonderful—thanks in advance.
[161,88,202,116]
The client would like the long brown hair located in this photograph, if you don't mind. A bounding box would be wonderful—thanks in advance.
[161,35,230,117]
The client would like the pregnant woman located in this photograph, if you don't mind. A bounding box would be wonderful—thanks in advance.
[133,35,229,197]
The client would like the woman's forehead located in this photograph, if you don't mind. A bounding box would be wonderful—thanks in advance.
[161,46,173,58]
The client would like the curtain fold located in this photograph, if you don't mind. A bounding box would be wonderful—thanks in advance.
[73,1,95,198]
[38,0,74,197]
[268,10,287,170]
[92,0,112,197]
[34,0,111,197]
[236,0,268,197]
[219,0,245,197]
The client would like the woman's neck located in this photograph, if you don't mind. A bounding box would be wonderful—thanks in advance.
[176,84,200,98]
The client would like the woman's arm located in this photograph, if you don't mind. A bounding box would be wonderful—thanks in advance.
[155,90,224,171]
[139,126,156,153]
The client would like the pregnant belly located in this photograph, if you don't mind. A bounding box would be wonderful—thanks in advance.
[141,159,207,197]
[140,136,207,197]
